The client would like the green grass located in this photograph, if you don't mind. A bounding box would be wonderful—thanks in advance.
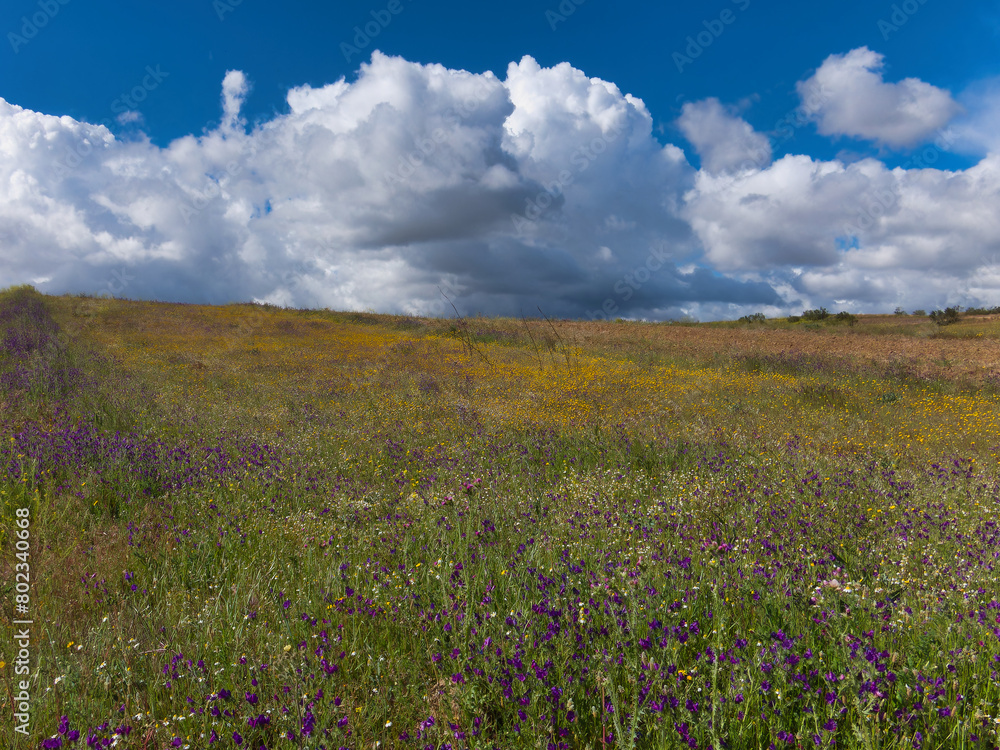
[1,288,999,749]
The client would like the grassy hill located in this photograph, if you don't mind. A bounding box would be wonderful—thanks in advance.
[2,286,1000,749]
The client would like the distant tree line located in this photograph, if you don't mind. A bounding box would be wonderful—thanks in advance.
[738,303,1000,327]
[963,305,1000,315]
[895,305,1000,326]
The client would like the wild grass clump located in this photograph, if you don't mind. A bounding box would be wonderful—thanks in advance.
[2,291,1000,749]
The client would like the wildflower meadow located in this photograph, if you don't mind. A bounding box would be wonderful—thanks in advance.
[2,284,1000,749]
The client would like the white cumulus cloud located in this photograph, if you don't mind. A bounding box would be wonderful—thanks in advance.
[684,152,1000,310]
[797,47,961,150]
[0,53,780,320]
[675,98,771,174]
[949,76,1000,156]
[221,69,250,131]
[2,49,999,320]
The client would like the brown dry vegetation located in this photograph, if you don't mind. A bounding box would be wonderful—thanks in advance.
[549,315,1000,385]
[50,297,1000,385]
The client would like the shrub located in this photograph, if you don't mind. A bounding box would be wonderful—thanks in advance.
[738,312,766,324]
[801,308,829,321]
[893,307,907,316]
[833,311,857,326]
[929,307,961,326]
[787,315,801,323]
[911,309,926,317]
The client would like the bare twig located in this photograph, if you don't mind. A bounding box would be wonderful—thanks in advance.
[537,306,576,374]
[438,288,493,369]
[519,311,545,372]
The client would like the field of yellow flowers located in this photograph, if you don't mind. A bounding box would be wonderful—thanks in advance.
[2,285,1000,749]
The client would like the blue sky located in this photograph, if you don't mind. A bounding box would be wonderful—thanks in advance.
[5,0,993,166]
[2,0,999,318]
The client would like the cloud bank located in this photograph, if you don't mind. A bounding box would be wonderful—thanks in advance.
[0,48,996,319]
